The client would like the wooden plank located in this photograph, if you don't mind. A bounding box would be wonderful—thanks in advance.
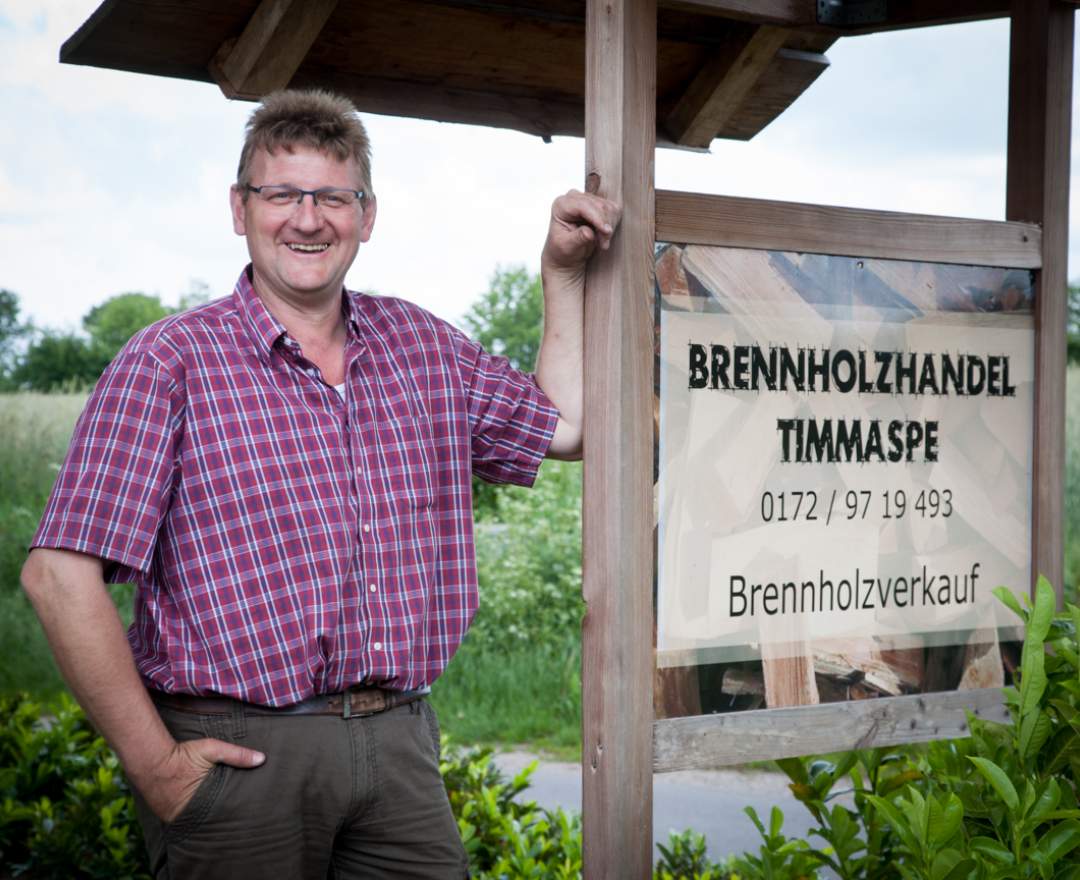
[664,25,790,147]
[582,0,656,875]
[1006,0,1073,604]
[665,0,1010,31]
[840,0,1011,34]
[291,67,583,140]
[718,48,830,141]
[209,0,339,99]
[654,688,1010,770]
[656,191,1043,269]
[659,0,816,26]
[761,650,819,708]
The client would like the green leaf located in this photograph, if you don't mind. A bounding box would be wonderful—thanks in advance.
[743,805,766,837]
[1020,709,1054,762]
[931,793,964,847]
[970,835,1014,863]
[775,757,809,786]
[1030,576,1056,643]
[1027,777,1063,827]
[868,794,923,855]
[969,757,1019,812]
[1020,636,1050,718]
[931,849,970,880]
[995,586,1027,622]
[1036,819,1080,862]
[768,805,784,838]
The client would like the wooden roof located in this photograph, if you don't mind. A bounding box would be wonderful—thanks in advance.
[61,0,1011,148]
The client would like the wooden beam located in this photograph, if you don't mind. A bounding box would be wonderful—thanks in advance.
[717,47,830,141]
[654,688,1010,770]
[663,0,1011,32]
[1006,0,1074,603]
[660,0,815,27]
[656,190,1043,268]
[209,0,338,100]
[665,25,790,147]
[582,0,656,876]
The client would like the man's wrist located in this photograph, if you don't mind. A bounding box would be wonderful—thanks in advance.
[114,718,178,787]
[540,260,586,297]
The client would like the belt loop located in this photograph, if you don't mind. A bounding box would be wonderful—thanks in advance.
[231,699,247,740]
[343,690,352,719]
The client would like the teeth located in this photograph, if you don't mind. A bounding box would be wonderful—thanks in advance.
[288,243,329,252]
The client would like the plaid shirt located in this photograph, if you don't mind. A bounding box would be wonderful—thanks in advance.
[33,268,558,706]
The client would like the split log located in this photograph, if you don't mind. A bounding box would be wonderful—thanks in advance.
[654,665,702,718]
[958,628,1005,690]
[762,645,819,708]
[720,665,764,696]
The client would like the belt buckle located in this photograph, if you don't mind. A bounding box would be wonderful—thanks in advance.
[342,688,388,718]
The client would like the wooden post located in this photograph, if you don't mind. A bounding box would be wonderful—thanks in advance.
[1006,0,1074,603]
[582,0,656,876]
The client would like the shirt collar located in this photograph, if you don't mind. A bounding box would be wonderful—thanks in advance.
[233,265,365,362]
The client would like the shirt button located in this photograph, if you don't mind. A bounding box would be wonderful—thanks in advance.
[373,641,382,651]
[362,524,371,533]
[369,583,377,592]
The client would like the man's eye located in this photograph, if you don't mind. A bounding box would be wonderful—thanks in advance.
[268,189,299,204]
[319,193,349,208]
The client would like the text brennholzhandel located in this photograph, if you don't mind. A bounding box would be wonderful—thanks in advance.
[687,343,1016,463]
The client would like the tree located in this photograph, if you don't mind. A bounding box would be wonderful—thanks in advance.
[1069,283,1080,364]
[83,292,171,362]
[0,290,28,387]
[12,332,109,392]
[460,267,548,518]
[461,266,543,372]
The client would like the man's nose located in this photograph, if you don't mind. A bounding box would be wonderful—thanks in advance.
[291,194,324,230]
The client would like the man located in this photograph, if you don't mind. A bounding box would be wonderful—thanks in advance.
[21,89,619,879]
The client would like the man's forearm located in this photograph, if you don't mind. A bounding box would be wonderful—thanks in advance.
[21,549,175,783]
[535,189,621,459]
[536,264,585,459]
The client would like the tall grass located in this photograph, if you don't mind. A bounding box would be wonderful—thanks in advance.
[1065,366,1080,602]
[0,393,89,696]
[430,633,581,757]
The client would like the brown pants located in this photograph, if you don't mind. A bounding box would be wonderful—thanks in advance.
[133,698,468,879]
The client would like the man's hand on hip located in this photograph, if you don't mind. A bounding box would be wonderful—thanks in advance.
[139,736,266,823]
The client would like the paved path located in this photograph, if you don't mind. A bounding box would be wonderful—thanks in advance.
[492,751,821,862]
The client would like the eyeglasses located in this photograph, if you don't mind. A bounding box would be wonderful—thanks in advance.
[245,184,365,209]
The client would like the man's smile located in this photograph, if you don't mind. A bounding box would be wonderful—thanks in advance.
[286,242,331,253]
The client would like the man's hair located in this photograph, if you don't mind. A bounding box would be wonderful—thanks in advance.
[237,89,373,197]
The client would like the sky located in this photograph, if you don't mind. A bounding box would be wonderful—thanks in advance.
[1,2,1078,333]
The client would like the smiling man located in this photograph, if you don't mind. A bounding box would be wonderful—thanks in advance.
[21,90,619,879]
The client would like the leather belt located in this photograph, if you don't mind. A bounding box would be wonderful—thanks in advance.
[149,686,426,719]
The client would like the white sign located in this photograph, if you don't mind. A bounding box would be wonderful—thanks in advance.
[656,248,1034,668]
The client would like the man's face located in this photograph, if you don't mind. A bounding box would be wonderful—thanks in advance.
[230,146,376,308]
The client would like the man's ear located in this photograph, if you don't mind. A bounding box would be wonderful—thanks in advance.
[359,195,377,243]
[230,185,247,236]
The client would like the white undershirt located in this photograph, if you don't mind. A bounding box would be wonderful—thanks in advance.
[334,383,346,400]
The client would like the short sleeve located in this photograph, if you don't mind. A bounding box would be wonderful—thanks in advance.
[454,333,559,486]
[31,347,183,581]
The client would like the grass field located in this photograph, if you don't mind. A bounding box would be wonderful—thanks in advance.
[4,369,1080,753]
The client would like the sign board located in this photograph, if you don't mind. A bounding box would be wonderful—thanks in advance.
[655,243,1033,712]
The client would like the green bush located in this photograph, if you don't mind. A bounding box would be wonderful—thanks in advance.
[733,576,1080,880]
[0,692,147,879]
[470,459,585,652]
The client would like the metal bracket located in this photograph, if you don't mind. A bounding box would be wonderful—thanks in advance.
[817,0,887,28]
